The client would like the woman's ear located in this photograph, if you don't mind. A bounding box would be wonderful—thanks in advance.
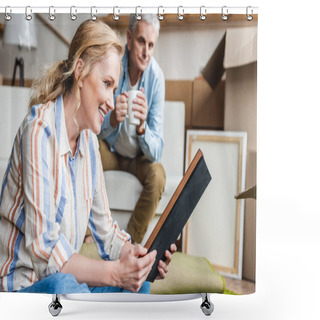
[74,58,85,87]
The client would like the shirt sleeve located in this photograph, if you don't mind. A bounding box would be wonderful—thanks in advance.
[22,110,75,280]
[88,135,130,261]
[138,71,165,162]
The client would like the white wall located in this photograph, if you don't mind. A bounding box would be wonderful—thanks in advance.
[0,86,31,182]
[0,14,85,80]
[0,14,226,82]
[156,26,225,79]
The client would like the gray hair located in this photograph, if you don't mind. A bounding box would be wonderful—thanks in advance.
[128,14,160,38]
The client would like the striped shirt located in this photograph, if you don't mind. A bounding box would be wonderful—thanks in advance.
[0,95,130,292]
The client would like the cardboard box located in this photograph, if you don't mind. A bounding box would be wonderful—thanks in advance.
[202,33,226,90]
[192,77,224,129]
[190,33,226,129]
[165,77,225,130]
[165,80,193,128]
[0,73,3,85]
[223,27,257,282]
[165,26,257,281]
[197,26,257,282]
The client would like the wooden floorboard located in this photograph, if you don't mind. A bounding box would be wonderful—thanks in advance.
[224,276,255,295]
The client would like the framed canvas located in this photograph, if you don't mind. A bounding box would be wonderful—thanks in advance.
[184,130,247,279]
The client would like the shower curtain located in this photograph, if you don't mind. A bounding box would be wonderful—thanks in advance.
[0,5,257,317]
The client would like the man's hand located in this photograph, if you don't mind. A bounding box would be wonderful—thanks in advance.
[110,92,129,128]
[132,88,148,133]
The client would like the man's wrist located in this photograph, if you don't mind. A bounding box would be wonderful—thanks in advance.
[110,110,118,128]
[136,124,145,135]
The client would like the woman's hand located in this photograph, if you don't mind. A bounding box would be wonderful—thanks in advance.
[114,241,157,292]
[156,243,177,280]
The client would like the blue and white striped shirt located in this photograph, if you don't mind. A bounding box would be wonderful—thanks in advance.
[0,95,129,292]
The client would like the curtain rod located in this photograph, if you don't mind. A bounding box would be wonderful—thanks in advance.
[0,6,258,20]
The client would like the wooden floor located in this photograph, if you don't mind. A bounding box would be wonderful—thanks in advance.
[224,276,255,295]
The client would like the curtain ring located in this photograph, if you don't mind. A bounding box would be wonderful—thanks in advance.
[135,6,142,20]
[200,6,207,21]
[70,6,77,21]
[49,6,56,21]
[91,6,97,21]
[246,6,253,21]
[25,6,32,21]
[113,6,120,21]
[157,6,164,21]
[221,6,228,21]
[4,6,12,21]
[177,6,184,21]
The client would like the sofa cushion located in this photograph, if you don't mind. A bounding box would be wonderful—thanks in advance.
[104,171,142,212]
[150,252,225,294]
[161,101,185,177]
[104,171,182,214]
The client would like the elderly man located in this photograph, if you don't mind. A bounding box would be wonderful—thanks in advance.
[98,14,165,244]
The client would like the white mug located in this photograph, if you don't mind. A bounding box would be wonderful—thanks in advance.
[128,90,140,125]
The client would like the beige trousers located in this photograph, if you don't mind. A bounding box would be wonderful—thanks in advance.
[98,139,166,243]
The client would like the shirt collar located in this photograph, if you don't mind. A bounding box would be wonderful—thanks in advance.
[55,94,85,158]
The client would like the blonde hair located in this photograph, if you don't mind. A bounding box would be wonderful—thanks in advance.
[29,19,123,110]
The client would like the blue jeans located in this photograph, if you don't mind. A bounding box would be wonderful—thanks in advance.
[18,273,150,294]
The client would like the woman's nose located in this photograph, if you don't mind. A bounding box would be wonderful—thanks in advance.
[106,97,114,112]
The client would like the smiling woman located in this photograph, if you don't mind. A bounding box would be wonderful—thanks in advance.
[73,50,120,136]
[28,20,124,144]
[0,19,176,294]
